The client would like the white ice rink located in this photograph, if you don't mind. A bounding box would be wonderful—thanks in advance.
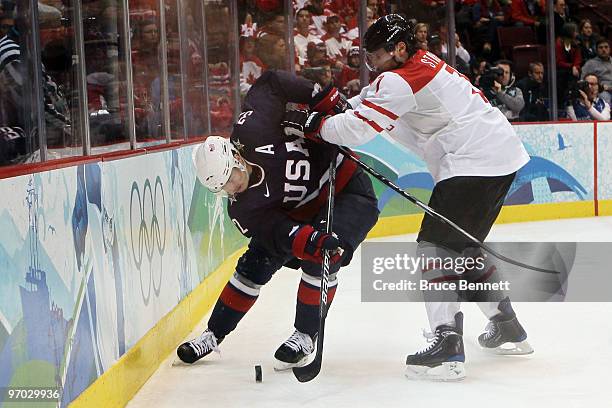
[129,217,612,408]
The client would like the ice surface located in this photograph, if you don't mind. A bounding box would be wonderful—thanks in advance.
[129,217,612,408]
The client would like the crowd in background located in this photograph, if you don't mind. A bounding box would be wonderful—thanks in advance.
[0,0,611,167]
[238,0,611,122]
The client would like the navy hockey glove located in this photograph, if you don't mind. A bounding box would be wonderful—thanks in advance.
[291,224,343,265]
[282,110,326,143]
[310,84,351,115]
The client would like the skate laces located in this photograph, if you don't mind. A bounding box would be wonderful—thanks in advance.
[415,329,440,354]
[188,330,220,357]
[284,330,314,354]
[483,321,498,340]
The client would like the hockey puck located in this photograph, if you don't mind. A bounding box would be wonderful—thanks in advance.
[255,365,262,382]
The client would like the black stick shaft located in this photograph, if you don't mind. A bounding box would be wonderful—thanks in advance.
[293,156,336,382]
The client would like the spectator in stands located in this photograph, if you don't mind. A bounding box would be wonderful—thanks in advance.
[442,31,471,73]
[294,8,321,68]
[368,0,385,20]
[566,73,610,121]
[335,0,360,41]
[471,0,505,60]
[0,13,14,37]
[302,60,334,88]
[132,18,160,84]
[510,0,545,41]
[414,22,429,50]
[256,13,285,38]
[306,0,334,37]
[510,0,544,28]
[577,19,597,62]
[240,36,264,94]
[337,46,360,98]
[556,22,581,104]
[240,12,257,38]
[469,57,487,85]
[0,5,70,154]
[131,18,161,138]
[256,33,286,71]
[488,60,525,121]
[517,62,549,121]
[305,41,328,68]
[553,0,570,38]
[322,14,352,68]
[581,39,611,105]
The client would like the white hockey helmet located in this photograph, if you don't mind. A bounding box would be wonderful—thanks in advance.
[193,136,246,193]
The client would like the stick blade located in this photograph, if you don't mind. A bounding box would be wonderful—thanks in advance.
[292,358,322,383]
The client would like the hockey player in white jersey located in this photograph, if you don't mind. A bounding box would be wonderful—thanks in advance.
[283,14,533,381]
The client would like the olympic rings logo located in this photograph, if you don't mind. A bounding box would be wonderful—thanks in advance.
[130,176,166,304]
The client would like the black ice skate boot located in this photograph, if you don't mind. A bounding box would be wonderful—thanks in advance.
[405,312,466,381]
[273,329,315,371]
[177,329,224,364]
[478,298,533,355]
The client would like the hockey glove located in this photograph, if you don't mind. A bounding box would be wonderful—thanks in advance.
[282,109,326,143]
[291,224,343,265]
[311,84,351,115]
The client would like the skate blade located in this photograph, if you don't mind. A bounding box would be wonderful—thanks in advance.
[273,355,310,371]
[483,340,534,355]
[405,361,466,382]
[171,357,194,367]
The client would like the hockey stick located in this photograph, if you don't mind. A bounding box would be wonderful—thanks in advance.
[336,145,560,275]
[293,156,337,382]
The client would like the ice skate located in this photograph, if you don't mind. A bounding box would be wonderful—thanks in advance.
[479,314,533,355]
[274,329,315,371]
[405,312,466,381]
[176,329,223,364]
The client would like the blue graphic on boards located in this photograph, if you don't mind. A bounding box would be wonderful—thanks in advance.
[358,133,588,212]
[557,133,572,151]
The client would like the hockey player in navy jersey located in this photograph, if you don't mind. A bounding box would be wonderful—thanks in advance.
[177,71,379,369]
[283,14,533,381]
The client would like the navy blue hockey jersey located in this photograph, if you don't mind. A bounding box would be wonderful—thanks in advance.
[226,71,359,257]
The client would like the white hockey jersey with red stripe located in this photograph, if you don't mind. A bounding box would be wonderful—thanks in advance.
[320,49,530,183]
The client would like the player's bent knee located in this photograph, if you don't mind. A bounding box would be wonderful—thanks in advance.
[236,245,283,286]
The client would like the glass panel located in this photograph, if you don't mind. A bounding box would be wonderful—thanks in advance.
[177,0,209,138]
[165,0,186,139]
[0,0,82,167]
[206,0,239,134]
[130,0,165,143]
[0,0,40,166]
[85,0,133,152]
[40,0,81,158]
